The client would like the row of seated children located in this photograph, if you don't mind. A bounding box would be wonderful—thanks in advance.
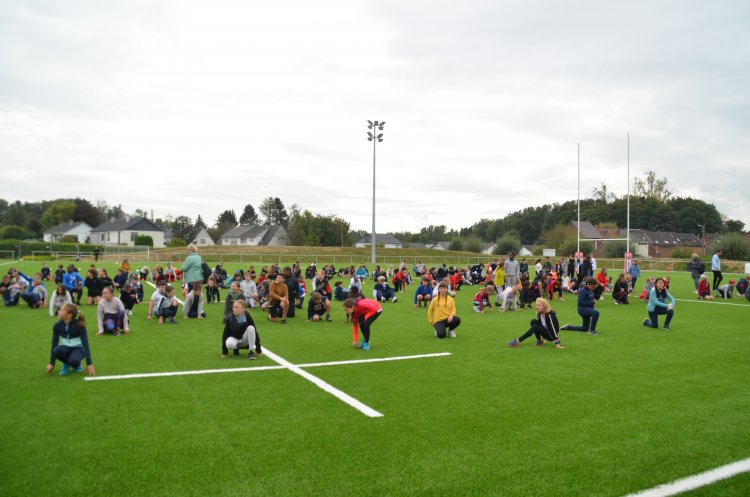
[698,275,750,300]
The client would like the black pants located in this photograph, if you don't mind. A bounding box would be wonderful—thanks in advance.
[69,287,83,303]
[357,310,381,343]
[518,321,557,343]
[433,316,461,338]
[647,307,673,328]
[53,345,84,368]
[712,270,723,290]
[206,287,220,303]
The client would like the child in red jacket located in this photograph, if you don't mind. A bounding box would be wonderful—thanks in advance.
[343,298,382,351]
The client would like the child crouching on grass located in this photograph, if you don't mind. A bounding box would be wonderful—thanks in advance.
[343,297,382,351]
[49,284,72,317]
[221,299,262,360]
[473,284,494,313]
[47,303,96,376]
[155,285,179,324]
[507,298,564,349]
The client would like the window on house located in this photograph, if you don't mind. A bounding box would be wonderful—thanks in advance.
[240,237,247,244]
[131,232,138,241]
[199,239,205,245]
[106,233,110,242]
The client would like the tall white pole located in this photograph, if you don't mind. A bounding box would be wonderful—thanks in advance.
[576,142,581,252]
[627,133,630,253]
[371,131,377,265]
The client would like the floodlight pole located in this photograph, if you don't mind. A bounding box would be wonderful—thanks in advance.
[627,133,630,254]
[367,121,385,264]
[577,142,580,254]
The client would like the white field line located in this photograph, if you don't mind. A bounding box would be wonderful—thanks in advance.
[261,348,384,418]
[622,456,750,497]
[85,365,284,381]
[84,352,452,382]
[673,298,749,307]
[0,260,19,266]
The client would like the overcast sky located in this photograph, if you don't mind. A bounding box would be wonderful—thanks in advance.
[1,0,748,234]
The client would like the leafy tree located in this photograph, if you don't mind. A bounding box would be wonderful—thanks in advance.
[0,225,27,239]
[3,201,28,227]
[216,210,238,227]
[259,197,289,227]
[716,233,750,260]
[239,204,259,225]
[592,182,617,202]
[418,225,447,244]
[73,198,101,227]
[133,209,149,219]
[167,238,187,247]
[493,233,521,255]
[171,216,194,242]
[633,170,672,202]
[559,237,593,258]
[463,236,482,253]
[541,225,570,252]
[724,219,745,233]
[603,241,637,258]
[449,239,463,251]
[288,210,350,246]
[60,235,79,243]
[41,201,76,229]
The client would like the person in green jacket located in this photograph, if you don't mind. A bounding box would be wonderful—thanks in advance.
[181,244,204,296]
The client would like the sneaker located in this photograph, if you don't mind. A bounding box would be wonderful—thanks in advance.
[248,351,256,360]
[535,339,545,347]
[127,309,133,316]
[325,315,332,322]
[59,364,70,376]
[380,297,386,302]
[73,365,84,373]
[170,317,177,324]
[588,330,600,336]
[663,326,671,331]
[506,338,520,348]
[361,342,370,351]
[561,323,571,330]
[614,301,619,305]
[643,318,651,327]
[473,307,480,313]
[281,319,287,324]
[113,330,121,336]
[233,349,240,357]
[693,290,698,294]
[392,297,397,303]
[448,330,457,338]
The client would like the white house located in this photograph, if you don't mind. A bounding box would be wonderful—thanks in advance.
[43,222,92,243]
[90,218,165,248]
[191,227,215,246]
[480,242,497,255]
[519,245,534,257]
[219,225,287,246]
[354,234,403,249]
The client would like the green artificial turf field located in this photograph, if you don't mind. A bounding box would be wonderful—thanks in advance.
[1,259,748,497]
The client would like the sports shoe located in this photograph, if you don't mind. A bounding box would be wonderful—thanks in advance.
[248,352,256,360]
[170,317,177,324]
[73,365,84,373]
[362,342,370,351]
[448,330,457,338]
[588,330,600,336]
[281,319,287,324]
[663,326,671,331]
[392,297,397,303]
[473,307,480,313]
[380,297,386,302]
[643,318,651,327]
[613,301,619,305]
[325,315,332,322]
[561,323,571,330]
[59,364,70,376]
[506,338,520,348]
[535,339,545,347]
[127,309,133,316]
[233,349,240,357]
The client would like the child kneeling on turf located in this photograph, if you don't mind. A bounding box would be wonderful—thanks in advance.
[428,281,461,339]
[49,284,72,317]
[155,285,179,324]
[473,285,494,313]
[343,297,382,351]
[306,291,328,322]
[221,299,262,360]
[97,286,130,335]
[507,298,564,349]
[183,284,206,319]
[697,275,713,300]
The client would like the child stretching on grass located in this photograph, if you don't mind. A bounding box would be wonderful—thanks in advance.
[343,297,382,351]
[473,285,494,313]
[47,303,96,376]
[697,275,713,300]
[155,285,179,325]
[427,281,461,339]
[221,299,262,360]
[306,291,328,322]
[97,286,129,335]
[561,277,601,336]
[507,298,564,349]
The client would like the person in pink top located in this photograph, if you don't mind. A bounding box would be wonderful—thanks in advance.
[343,298,382,351]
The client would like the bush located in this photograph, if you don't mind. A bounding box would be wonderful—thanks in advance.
[60,235,79,243]
[0,225,27,240]
[134,235,153,247]
[449,239,463,251]
[493,235,521,255]
[670,248,696,259]
[559,237,593,258]
[463,237,482,253]
[167,238,187,248]
[716,233,750,260]
[604,241,637,258]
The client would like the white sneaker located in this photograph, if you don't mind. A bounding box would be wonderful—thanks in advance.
[392,297,397,303]
[127,310,133,316]
[448,330,456,338]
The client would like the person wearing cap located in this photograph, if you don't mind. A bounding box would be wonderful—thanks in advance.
[716,280,735,299]
[561,277,601,335]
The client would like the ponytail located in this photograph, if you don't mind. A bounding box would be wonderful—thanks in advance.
[76,311,87,329]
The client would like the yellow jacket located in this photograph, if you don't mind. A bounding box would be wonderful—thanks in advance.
[493,268,505,287]
[428,294,456,324]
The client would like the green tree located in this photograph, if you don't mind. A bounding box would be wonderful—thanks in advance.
[592,182,617,202]
[493,232,521,255]
[604,241,636,258]
[216,210,238,227]
[167,238,187,247]
[239,204,259,225]
[0,225,26,239]
[724,219,745,233]
[171,216,194,242]
[541,224,570,252]
[716,233,750,260]
[134,235,153,247]
[559,237,593,257]
[633,170,672,202]
[194,215,207,230]
[3,201,28,227]
[463,236,482,253]
[41,201,76,229]
[259,197,289,227]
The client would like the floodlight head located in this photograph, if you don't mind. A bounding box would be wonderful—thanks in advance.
[379,121,386,127]
[367,132,373,138]
[378,138,383,142]
[378,126,384,131]
[367,120,373,126]
[368,125,373,129]
[377,133,383,139]
[374,121,379,126]
[368,137,373,141]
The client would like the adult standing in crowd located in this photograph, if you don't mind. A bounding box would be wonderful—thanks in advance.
[711,249,723,290]
[689,253,705,293]
[504,251,519,289]
[628,259,641,290]
[181,244,204,295]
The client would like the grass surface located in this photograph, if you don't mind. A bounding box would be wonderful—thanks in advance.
[1,260,749,497]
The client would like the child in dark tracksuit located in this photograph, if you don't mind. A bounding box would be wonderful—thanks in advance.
[507,298,564,349]
[561,278,600,335]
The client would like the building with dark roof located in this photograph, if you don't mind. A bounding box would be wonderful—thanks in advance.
[354,234,403,249]
[219,225,287,246]
[43,221,93,243]
[90,218,165,247]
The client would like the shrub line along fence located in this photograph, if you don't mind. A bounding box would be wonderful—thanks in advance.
[18,250,749,274]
